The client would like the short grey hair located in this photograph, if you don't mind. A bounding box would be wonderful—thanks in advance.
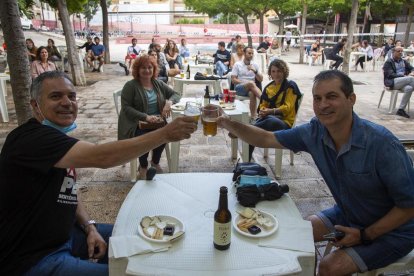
[30,71,73,102]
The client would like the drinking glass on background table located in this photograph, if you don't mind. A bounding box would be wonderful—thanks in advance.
[184,102,201,130]
[202,105,219,137]
[229,90,236,103]
[180,70,185,78]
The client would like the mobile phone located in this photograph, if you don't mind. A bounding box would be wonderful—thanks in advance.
[322,230,345,241]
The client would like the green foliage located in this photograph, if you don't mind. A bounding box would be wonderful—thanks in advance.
[176,18,205,24]
[370,0,403,20]
[83,0,100,22]
[18,0,36,18]
[215,14,238,24]
[43,0,89,14]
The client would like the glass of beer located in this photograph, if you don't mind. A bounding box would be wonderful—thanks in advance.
[202,105,219,137]
[180,70,185,78]
[184,102,201,130]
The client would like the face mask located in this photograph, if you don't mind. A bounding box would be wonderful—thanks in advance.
[36,101,77,134]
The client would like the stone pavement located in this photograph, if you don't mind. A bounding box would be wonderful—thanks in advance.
[0,48,413,225]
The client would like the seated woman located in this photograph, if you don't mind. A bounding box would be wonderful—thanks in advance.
[148,49,180,83]
[310,40,322,65]
[26,38,37,63]
[266,38,280,64]
[118,55,181,179]
[230,43,245,68]
[249,59,297,161]
[46,38,62,62]
[31,46,56,79]
[164,40,182,69]
[354,40,373,70]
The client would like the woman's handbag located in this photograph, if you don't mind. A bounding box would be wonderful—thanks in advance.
[138,118,166,130]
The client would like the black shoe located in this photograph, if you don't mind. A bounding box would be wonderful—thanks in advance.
[119,62,127,69]
[396,109,410,118]
[92,68,98,72]
[146,167,157,180]
[125,69,129,76]
[213,68,217,75]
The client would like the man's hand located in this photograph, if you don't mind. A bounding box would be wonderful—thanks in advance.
[86,226,107,260]
[247,64,256,73]
[146,115,162,123]
[162,117,197,142]
[332,225,361,248]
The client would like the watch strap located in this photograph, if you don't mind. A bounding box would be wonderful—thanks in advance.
[360,228,372,245]
[81,220,96,232]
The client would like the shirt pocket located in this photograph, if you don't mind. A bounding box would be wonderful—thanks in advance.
[343,170,384,200]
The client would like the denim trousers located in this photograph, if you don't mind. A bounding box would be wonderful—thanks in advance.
[249,115,290,161]
[24,223,113,276]
[215,61,228,77]
[393,76,414,110]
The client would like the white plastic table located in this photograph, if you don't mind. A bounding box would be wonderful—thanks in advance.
[169,98,250,173]
[109,173,315,276]
[173,75,222,96]
[0,73,10,122]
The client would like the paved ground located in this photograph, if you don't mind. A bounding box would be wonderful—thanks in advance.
[1,32,413,228]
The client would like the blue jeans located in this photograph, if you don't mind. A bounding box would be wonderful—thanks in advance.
[249,115,290,161]
[24,223,113,276]
[215,61,228,77]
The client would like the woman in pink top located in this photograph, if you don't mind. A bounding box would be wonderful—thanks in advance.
[31,46,56,79]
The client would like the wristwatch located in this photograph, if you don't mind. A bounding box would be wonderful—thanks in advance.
[81,220,96,233]
[360,228,372,245]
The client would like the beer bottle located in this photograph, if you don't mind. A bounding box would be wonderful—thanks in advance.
[214,186,231,250]
[203,86,210,106]
[186,64,191,79]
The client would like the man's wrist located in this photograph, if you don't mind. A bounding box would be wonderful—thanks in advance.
[360,228,372,245]
[81,220,97,234]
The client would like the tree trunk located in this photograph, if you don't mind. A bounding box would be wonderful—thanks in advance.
[241,14,253,47]
[0,0,32,124]
[299,2,307,64]
[100,0,110,63]
[277,13,284,50]
[378,17,385,47]
[258,12,264,43]
[404,5,413,47]
[57,0,86,86]
[343,0,359,75]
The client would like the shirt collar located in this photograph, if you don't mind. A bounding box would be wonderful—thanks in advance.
[320,112,366,154]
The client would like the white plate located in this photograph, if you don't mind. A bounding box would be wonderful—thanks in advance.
[220,104,236,110]
[138,215,185,243]
[171,104,185,111]
[233,210,278,238]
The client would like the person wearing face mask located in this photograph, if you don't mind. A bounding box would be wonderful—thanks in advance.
[0,71,196,276]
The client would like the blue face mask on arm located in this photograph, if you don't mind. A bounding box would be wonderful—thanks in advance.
[36,101,77,134]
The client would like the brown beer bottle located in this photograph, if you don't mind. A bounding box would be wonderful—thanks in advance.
[186,64,191,79]
[214,186,231,250]
[203,86,210,106]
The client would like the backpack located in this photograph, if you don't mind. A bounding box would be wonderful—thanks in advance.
[259,79,302,113]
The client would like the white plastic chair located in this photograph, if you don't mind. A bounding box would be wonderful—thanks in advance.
[322,49,336,70]
[113,89,171,182]
[378,86,410,114]
[262,92,304,178]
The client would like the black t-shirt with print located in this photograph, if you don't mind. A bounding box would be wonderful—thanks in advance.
[213,49,231,64]
[0,118,79,275]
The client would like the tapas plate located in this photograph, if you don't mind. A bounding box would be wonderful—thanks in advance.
[138,215,185,243]
[221,104,236,110]
[233,210,278,238]
[171,104,185,111]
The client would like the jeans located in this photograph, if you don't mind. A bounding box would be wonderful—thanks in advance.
[24,223,113,276]
[393,76,414,110]
[327,54,343,69]
[135,128,166,168]
[215,61,228,77]
[249,115,290,161]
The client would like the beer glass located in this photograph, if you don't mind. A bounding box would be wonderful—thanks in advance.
[202,105,219,137]
[184,102,201,130]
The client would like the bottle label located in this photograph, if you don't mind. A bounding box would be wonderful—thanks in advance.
[214,222,231,246]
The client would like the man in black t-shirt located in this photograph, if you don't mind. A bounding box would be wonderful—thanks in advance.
[0,71,197,275]
[257,36,271,53]
[326,38,347,70]
[213,41,231,77]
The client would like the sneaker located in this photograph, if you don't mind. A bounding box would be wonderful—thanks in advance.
[396,109,410,118]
